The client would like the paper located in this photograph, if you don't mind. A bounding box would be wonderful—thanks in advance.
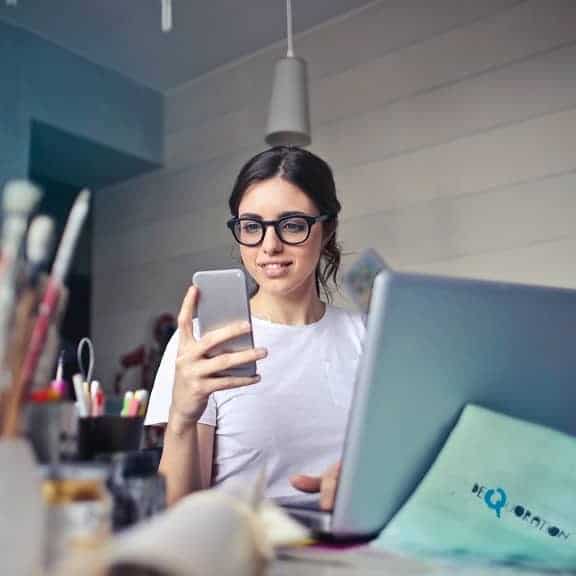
[373,405,576,570]
[53,478,309,576]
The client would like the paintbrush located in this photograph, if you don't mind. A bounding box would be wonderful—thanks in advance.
[0,180,42,391]
[7,216,55,388]
[2,190,90,437]
[0,214,54,432]
[25,215,55,286]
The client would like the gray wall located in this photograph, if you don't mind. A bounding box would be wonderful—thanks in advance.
[93,0,576,388]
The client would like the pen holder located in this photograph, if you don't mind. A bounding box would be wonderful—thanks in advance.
[78,416,144,461]
[24,402,79,463]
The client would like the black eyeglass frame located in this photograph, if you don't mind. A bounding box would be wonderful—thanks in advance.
[227,213,333,246]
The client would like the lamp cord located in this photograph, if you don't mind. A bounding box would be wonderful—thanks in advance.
[161,0,172,33]
[286,0,294,57]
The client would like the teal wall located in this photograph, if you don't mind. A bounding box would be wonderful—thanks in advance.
[0,20,163,188]
[0,28,28,182]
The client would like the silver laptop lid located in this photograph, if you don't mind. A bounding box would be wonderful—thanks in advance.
[332,269,576,538]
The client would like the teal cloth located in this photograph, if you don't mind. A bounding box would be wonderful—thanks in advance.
[373,405,576,570]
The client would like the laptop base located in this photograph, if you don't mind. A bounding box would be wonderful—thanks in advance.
[284,506,376,543]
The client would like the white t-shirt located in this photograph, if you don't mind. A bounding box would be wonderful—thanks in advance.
[145,305,365,505]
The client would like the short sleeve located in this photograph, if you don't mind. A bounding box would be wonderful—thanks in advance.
[197,393,217,426]
[145,331,179,425]
[145,326,217,427]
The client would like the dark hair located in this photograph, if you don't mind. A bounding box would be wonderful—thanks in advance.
[229,146,342,301]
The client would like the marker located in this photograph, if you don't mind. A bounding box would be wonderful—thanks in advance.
[72,373,89,418]
[121,390,134,417]
[127,395,140,418]
[135,389,149,417]
[50,352,67,399]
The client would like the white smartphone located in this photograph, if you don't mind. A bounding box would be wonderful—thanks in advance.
[192,268,257,377]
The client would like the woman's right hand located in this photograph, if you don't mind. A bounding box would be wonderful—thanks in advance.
[168,285,267,434]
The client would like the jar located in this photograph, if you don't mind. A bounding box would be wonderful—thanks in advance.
[42,463,112,569]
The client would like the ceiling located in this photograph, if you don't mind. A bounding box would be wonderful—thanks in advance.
[0,0,375,92]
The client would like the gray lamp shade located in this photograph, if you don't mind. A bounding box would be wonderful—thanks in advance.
[265,56,311,147]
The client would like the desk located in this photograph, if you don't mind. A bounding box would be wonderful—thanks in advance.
[271,546,442,576]
[270,547,555,576]
[273,560,381,576]
[269,546,424,576]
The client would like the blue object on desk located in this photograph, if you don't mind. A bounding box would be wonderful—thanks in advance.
[374,405,576,570]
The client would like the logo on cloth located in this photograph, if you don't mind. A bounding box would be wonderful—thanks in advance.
[471,483,570,540]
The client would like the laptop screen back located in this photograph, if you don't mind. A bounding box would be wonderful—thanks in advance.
[333,270,576,538]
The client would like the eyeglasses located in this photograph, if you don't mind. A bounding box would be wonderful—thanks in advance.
[227,214,331,246]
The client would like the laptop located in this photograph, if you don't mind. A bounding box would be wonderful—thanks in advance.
[286,268,576,540]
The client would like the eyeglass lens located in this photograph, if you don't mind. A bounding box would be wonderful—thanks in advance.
[235,217,310,245]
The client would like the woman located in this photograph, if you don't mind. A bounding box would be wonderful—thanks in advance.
[146,146,365,508]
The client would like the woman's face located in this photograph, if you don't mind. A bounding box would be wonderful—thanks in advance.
[237,177,324,300]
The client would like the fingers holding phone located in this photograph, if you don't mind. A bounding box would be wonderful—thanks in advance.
[195,320,254,362]
[195,342,267,380]
[180,319,266,394]
[177,283,199,342]
[170,271,265,429]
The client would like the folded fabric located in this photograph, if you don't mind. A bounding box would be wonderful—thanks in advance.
[374,404,576,570]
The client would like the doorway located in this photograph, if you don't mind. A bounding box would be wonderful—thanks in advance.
[28,120,159,377]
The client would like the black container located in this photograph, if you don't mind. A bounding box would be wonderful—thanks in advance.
[78,416,144,460]
[25,402,79,463]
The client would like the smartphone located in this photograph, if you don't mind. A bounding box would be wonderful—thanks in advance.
[192,268,256,377]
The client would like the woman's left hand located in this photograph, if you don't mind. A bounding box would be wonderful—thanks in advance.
[289,462,341,511]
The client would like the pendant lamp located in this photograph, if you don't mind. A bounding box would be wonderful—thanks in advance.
[265,0,311,147]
